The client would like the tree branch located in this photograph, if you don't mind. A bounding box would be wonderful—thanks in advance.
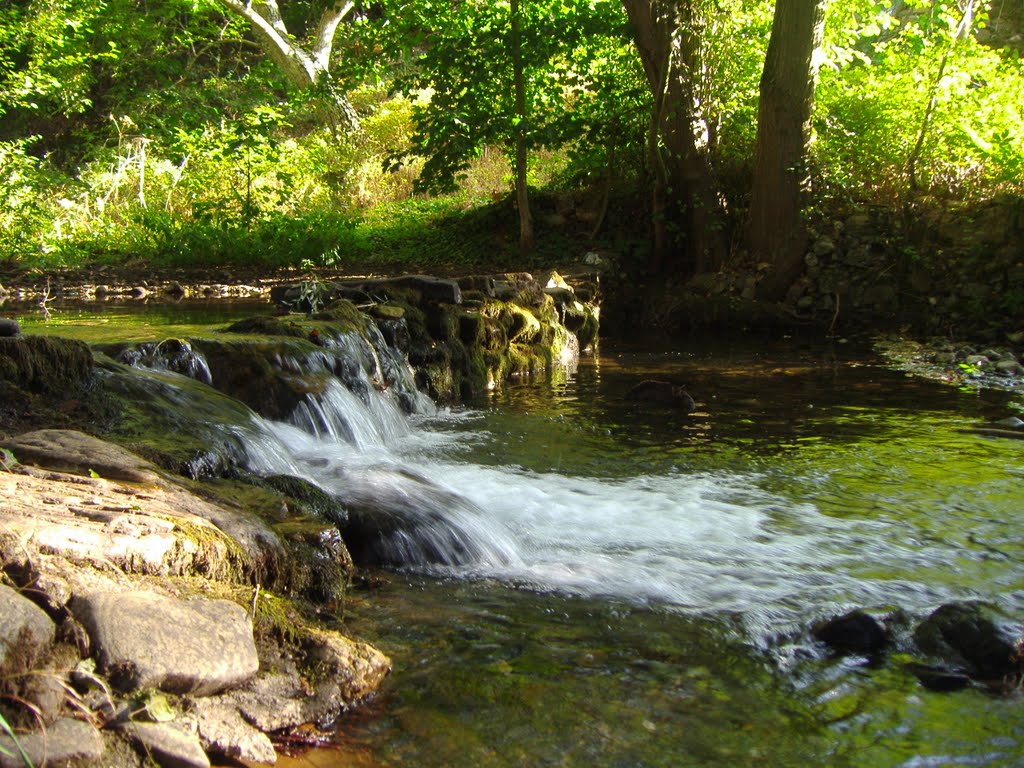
[313,1,356,70]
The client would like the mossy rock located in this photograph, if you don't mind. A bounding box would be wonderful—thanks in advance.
[0,337,116,434]
[563,302,600,350]
[425,306,460,342]
[311,299,370,334]
[458,312,486,346]
[272,521,353,604]
[369,303,406,321]
[0,335,94,395]
[98,360,265,479]
[198,475,353,602]
[460,346,490,399]
[223,315,308,339]
[259,474,349,525]
[190,338,329,420]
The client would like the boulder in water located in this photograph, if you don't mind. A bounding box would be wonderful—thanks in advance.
[812,609,890,656]
[625,380,696,411]
[913,601,1023,679]
[333,465,514,568]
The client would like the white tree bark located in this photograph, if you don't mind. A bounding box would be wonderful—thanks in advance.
[213,0,359,131]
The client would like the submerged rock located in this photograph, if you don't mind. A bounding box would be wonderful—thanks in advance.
[624,380,696,411]
[906,662,974,692]
[335,464,515,568]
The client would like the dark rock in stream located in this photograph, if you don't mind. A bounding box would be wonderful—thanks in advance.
[624,380,696,411]
[334,465,514,568]
[913,601,1023,680]
[812,609,890,656]
[906,662,974,692]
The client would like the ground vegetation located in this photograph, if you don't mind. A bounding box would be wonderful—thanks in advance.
[0,0,1022,329]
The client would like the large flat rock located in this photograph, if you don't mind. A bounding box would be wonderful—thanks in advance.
[0,429,161,483]
[71,591,259,695]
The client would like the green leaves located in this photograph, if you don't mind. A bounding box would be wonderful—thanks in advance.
[372,0,634,194]
[0,448,17,472]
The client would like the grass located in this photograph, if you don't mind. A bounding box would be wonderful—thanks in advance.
[2,188,601,280]
[0,710,33,767]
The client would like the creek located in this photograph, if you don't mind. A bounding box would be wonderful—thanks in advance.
[19,304,1024,767]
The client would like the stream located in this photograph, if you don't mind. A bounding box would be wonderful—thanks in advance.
[19,305,1024,766]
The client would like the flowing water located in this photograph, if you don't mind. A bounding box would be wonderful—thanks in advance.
[276,338,1024,768]
[17,306,1024,766]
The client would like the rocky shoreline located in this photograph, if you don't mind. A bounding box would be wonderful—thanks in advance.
[0,271,599,767]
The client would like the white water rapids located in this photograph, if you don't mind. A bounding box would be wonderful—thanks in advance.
[229,371,984,643]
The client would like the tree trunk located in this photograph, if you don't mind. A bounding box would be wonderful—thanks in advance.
[511,0,534,256]
[213,0,359,132]
[621,0,726,276]
[748,0,826,301]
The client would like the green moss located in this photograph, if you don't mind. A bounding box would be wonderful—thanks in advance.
[370,303,406,320]
[259,474,348,524]
[458,311,486,346]
[425,306,460,342]
[188,337,328,420]
[0,335,94,395]
[311,299,369,334]
[163,515,252,584]
[252,590,305,647]
[223,315,308,339]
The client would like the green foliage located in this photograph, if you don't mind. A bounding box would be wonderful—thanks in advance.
[0,0,116,122]
[374,0,634,194]
[0,137,65,265]
[0,0,1023,277]
[0,448,17,472]
[815,0,1024,201]
[0,709,33,767]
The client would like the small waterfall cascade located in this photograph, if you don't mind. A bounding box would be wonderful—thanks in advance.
[106,338,213,385]
[104,317,519,569]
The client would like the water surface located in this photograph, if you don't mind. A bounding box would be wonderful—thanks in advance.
[282,336,1022,768]
[14,306,1023,766]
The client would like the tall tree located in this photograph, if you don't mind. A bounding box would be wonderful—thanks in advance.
[748,0,826,301]
[212,0,360,131]
[620,0,727,275]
